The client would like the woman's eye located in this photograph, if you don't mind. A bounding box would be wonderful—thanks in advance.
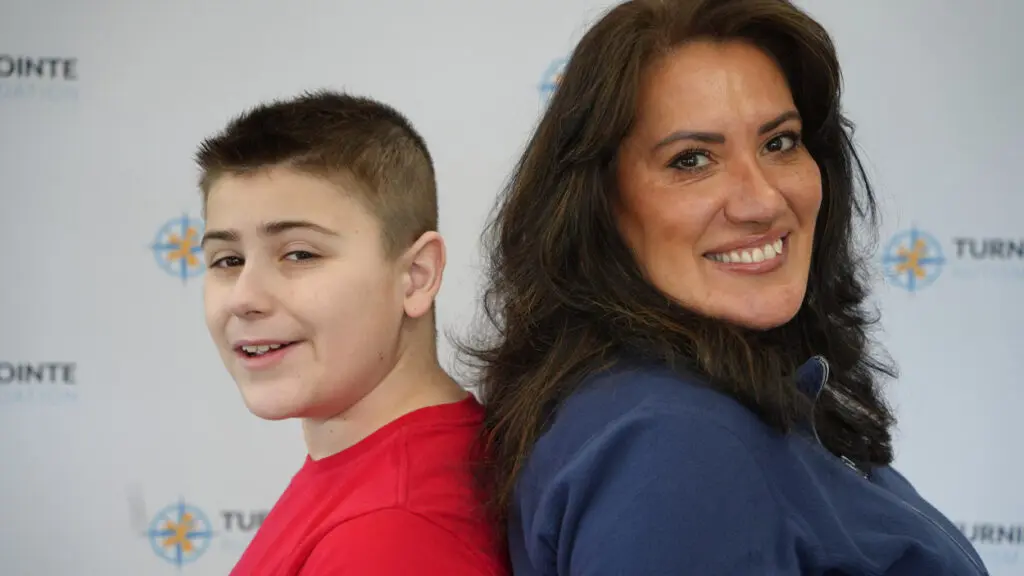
[766,133,799,153]
[671,151,712,171]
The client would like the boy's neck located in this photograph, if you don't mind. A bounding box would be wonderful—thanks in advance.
[301,339,468,461]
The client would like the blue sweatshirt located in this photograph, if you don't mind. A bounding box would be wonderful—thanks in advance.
[508,356,989,575]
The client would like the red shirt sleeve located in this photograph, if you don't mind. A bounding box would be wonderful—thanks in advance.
[299,508,502,575]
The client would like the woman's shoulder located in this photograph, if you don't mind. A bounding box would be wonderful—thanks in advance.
[514,363,786,534]
[523,363,773,478]
[552,362,765,440]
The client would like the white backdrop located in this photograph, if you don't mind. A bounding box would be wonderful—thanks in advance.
[1,1,1021,574]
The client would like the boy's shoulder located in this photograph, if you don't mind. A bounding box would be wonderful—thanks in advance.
[303,507,506,575]
[233,396,505,575]
[305,396,502,574]
[302,395,485,514]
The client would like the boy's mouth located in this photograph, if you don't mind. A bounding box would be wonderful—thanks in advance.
[236,341,299,357]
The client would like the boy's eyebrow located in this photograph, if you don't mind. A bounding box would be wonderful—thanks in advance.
[201,220,339,247]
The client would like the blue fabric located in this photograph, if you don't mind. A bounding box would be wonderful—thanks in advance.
[509,358,988,575]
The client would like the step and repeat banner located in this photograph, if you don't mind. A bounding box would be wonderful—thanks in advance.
[1,0,1021,574]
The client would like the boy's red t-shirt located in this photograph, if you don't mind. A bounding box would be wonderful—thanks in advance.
[230,396,507,575]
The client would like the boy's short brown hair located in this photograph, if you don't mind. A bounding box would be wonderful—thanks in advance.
[195,90,437,258]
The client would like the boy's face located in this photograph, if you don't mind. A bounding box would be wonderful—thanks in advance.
[201,167,412,421]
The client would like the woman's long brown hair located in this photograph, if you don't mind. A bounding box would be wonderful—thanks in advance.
[458,0,897,523]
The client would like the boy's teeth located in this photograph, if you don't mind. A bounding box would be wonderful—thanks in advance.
[241,343,284,355]
[710,238,785,264]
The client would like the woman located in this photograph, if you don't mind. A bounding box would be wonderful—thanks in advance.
[464,0,989,574]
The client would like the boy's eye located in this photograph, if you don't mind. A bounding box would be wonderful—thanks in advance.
[285,251,317,261]
[211,256,243,268]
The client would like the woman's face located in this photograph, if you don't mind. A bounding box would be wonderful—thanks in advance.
[615,40,822,330]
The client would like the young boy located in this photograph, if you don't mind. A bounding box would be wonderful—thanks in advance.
[195,90,505,575]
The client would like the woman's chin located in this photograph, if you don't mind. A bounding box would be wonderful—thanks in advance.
[708,299,803,332]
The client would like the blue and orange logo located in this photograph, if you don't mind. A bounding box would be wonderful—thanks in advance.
[882,227,946,292]
[146,499,215,567]
[539,58,566,101]
[152,214,205,283]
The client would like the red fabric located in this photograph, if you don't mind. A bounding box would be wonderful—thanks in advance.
[230,396,507,575]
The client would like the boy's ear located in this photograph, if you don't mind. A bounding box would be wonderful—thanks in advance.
[401,231,445,319]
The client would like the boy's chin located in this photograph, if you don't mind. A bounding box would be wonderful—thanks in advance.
[245,403,300,422]
[237,385,307,422]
